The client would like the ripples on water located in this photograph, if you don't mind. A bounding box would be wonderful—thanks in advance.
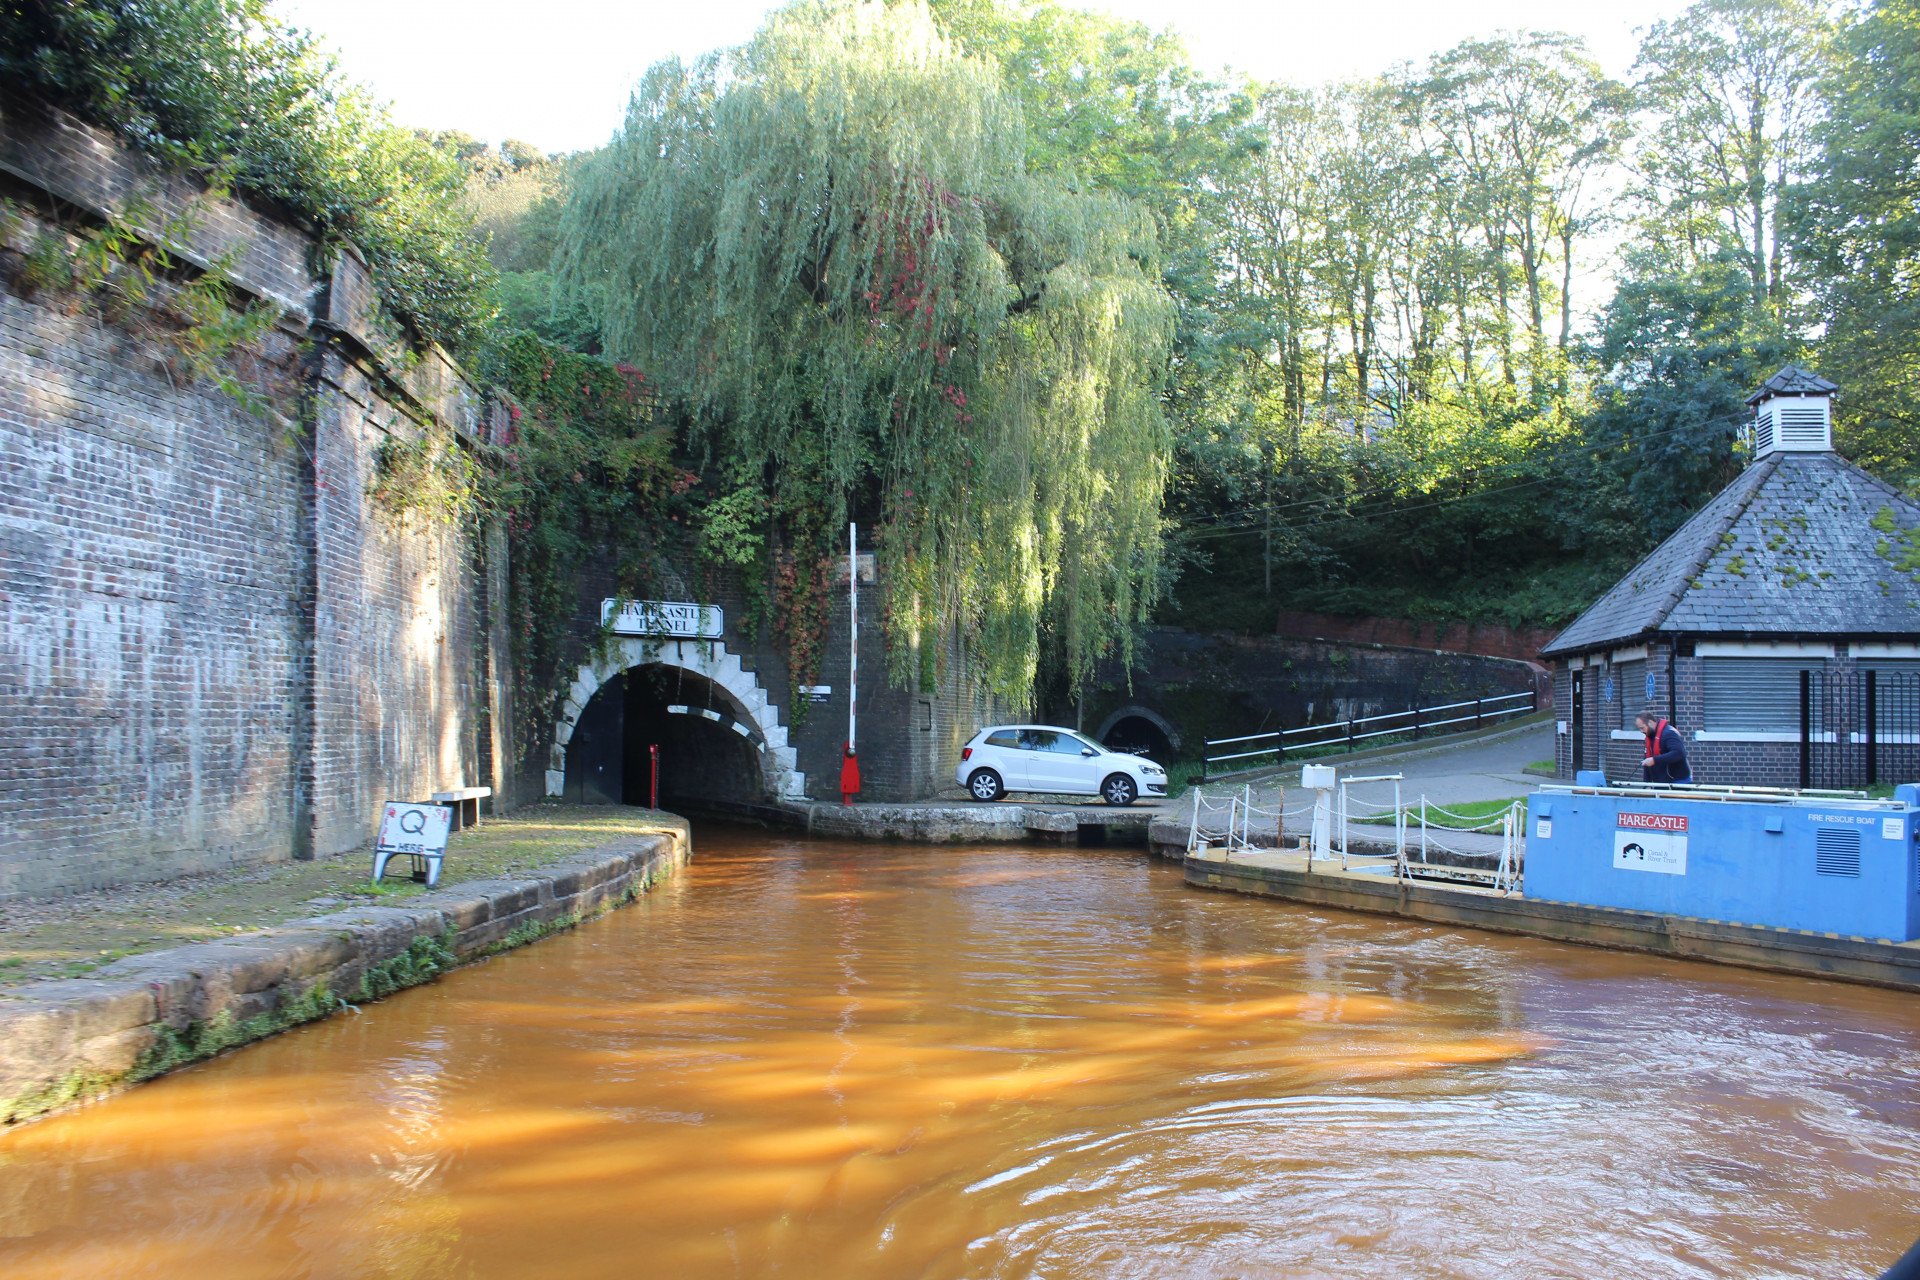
[2,824,1918,1278]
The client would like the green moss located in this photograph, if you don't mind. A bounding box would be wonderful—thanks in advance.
[359,934,457,1002]
[0,1066,117,1124]
[131,979,344,1083]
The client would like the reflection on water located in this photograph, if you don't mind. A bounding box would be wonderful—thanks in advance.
[2,825,1919,1278]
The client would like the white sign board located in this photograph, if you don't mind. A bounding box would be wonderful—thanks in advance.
[377,801,452,857]
[602,599,724,638]
[1613,811,1688,875]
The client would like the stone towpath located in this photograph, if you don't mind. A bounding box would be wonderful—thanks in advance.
[0,805,681,989]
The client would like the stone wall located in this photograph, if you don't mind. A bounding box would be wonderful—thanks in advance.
[1274,610,1560,664]
[0,100,511,897]
[1078,627,1546,765]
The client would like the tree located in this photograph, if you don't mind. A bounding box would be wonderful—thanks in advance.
[1568,246,1793,553]
[1634,0,1833,316]
[554,0,1174,703]
[1790,0,1920,488]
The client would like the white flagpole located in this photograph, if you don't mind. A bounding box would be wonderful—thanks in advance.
[849,521,858,754]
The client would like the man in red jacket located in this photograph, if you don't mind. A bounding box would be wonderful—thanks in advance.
[1635,707,1691,784]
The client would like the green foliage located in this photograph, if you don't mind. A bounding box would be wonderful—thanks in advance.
[1,189,285,415]
[556,0,1174,703]
[1,0,498,351]
[1567,247,1794,549]
[483,331,699,751]
[1790,0,1920,491]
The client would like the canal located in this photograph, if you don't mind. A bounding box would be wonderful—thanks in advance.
[3,824,1919,1278]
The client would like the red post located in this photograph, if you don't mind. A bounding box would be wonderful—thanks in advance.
[840,743,861,806]
[649,743,659,810]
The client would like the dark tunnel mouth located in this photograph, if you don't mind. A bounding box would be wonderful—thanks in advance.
[1101,715,1173,764]
[562,664,769,806]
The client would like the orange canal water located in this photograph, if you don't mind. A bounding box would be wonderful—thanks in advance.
[3,824,1920,1279]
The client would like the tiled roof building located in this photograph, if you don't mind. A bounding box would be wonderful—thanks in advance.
[1544,367,1920,788]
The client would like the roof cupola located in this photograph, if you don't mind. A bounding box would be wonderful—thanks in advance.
[1745,365,1838,458]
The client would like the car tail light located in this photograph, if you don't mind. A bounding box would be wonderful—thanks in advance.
[961,747,972,761]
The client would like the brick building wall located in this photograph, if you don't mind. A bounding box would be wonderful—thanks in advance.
[1553,643,1919,787]
[0,103,509,896]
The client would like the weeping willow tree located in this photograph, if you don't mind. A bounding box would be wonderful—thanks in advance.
[554,0,1173,705]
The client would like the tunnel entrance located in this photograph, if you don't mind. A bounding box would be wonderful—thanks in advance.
[1100,714,1175,764]
[560,663,767,806]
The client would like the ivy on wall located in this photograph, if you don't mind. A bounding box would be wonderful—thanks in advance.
[483,333,701,761]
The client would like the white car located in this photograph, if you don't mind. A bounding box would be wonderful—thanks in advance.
[956,725,1167,806]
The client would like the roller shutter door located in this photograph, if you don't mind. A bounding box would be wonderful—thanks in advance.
[1702,658,1821,734]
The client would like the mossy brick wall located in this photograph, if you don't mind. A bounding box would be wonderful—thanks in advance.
[0,103,512,897]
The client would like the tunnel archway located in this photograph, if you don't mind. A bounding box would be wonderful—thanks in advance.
[1096,705,1180,764]
[548,638,804,803]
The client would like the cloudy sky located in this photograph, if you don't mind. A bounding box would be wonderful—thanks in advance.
[273,0,1684,154]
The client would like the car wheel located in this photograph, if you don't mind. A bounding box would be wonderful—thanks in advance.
[1101,773,1136,806]
[968,769,1005,802]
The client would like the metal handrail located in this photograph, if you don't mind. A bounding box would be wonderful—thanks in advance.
[1200,691,1535,776]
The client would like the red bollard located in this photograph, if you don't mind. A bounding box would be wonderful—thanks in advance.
[840,743,861,806]
[649,743,659,810]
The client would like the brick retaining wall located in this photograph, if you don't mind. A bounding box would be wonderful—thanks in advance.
[0,100,513,895]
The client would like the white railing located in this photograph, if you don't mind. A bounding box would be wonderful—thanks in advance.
[1184,777,1524,896]
[1203,691,1535,773]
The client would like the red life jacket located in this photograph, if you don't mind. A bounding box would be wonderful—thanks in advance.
[1644,718,1670,759]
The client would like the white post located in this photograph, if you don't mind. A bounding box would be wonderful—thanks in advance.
[1187,788,1201,855]
[1420,794,1428,864]
[1394,778,1405,881]
[1338,781,1349,869]
[1496,805,1514,894]
[848,521,858,754]
[1241,784,1251,851]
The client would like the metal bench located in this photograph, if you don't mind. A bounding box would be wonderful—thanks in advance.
[432,786,492,832]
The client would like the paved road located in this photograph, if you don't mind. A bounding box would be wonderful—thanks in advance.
[1366,722,1554,806]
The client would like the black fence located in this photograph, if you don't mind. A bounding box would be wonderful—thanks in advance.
[1803,669,1920,790]
[1202,691,1535,777]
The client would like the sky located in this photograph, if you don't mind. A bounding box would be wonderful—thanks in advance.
[273,0,1686,156]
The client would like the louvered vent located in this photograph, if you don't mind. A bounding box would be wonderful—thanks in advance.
[1777,404,1830,448]
[1755,398,1831,456]
[1815,826,1861,878]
